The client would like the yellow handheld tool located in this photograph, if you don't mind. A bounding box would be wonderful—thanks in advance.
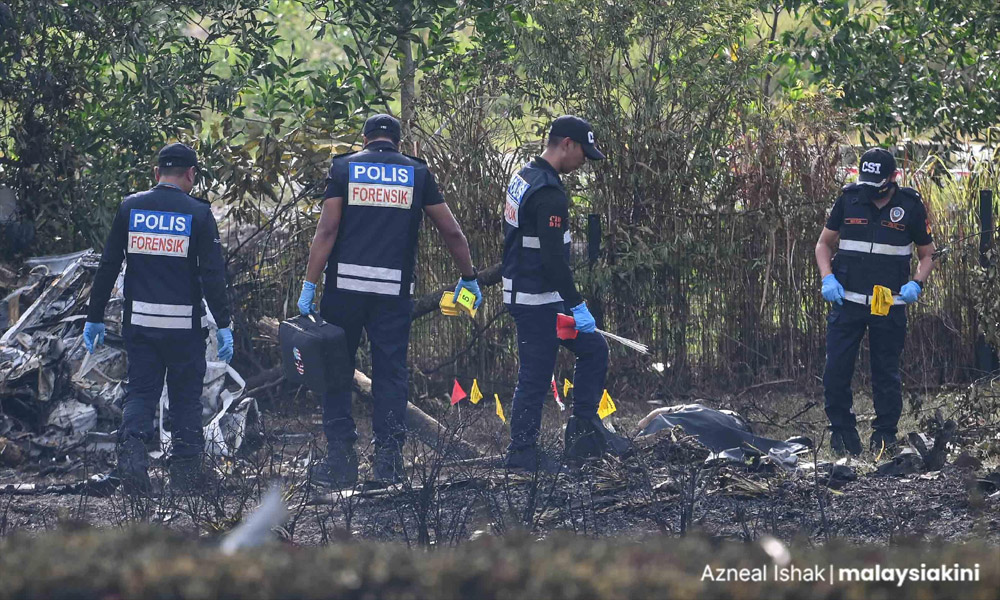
[871,285,893,316]
[439,290,478,318]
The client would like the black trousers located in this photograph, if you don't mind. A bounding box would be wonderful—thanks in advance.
[823,301,907,435]
[320,289,412,452]
[121,329,207,458]
[507,302,609,452]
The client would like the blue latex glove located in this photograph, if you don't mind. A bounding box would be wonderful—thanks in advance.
[83,322,105,354]
[899,281,922,304]
[821,274,844,305]
[298,281,316,316]
[217,327,234,363]
[453,276,483,309]
[570,302,597,333]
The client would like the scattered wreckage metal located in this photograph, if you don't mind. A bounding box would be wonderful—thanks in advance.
[0,250,261,496]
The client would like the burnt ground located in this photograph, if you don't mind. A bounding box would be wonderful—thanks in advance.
[1,387,999,549]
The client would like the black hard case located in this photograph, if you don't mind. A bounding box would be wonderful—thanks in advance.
[279,314,350,395]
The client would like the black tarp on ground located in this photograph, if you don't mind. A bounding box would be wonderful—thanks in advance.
[638,403,807,463]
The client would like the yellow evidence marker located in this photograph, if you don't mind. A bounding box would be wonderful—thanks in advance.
[439,290,478,318]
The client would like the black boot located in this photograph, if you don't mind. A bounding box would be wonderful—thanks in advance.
[311,442,359,490]
[869,430,897,457]
[830,427,862,457]
[565,414,633,464]
[169,455,203,494]
[116,436,151,496]
[372,445,404,485]
[504,445,561,474]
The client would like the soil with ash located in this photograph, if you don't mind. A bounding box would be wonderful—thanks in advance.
[2,418,998,548]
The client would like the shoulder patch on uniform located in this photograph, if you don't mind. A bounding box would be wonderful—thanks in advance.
[841,182,861,192]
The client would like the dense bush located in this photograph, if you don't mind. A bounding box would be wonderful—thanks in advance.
[0,526,997,599]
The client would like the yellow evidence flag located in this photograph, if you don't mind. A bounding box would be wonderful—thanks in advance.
[598,389,617,419]
[495,394,506,424]
[470,378,483,404]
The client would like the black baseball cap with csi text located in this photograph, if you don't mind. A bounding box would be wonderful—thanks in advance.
[363,113,402,144]
[857,148,897,198]
[157,143,198,168]
[549,115,605,160]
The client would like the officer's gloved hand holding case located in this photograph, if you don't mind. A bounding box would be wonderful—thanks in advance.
[298,281,317,316]
[821,274,845,305]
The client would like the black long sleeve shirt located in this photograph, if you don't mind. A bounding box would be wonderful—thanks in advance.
[528,184,583,308]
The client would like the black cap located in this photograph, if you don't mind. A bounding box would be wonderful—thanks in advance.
[157,143,198,168]
[363,113,401,144]
[549,115,605,160]
[857,148,896,198]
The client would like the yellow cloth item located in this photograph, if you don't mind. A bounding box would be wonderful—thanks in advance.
[470,379,483,405]
[871,285,892,316]
[495,394,506,423]
[563,378,574,397]
[598,389,617,419]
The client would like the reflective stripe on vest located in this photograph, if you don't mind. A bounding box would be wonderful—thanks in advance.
[129,300,201,329]
[334,261,414,296]
[131,301,193,316]
[839,239,912,256]
[843,291,905,306]
[337,262,402,282]
[502,277,563,305]
[130,314,209,329]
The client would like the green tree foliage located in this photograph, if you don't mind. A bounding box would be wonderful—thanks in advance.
[776,0,1000,143]
[0,0,280,252]
[303,0,509,131]
[404,0,854,388]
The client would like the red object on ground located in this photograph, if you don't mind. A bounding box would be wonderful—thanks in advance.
[451,379,467,405]
[556,313,578,340]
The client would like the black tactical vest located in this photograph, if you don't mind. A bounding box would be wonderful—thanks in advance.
[118,185,217,332]
[831,184,923,305]
[324,144,429,298]
[501,159,571,305]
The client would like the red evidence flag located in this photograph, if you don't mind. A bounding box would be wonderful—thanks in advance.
[451,379,467,405]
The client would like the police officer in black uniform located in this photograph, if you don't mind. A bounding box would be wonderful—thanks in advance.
[84,143,234,494]
[815,148,935,456]
[502,115,628,471]
[298,114,481,488]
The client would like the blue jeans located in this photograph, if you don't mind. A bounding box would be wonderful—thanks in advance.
[507,302,609,452]
[823,301,907,435]
[121,330,207,458]
[320,289,412,452]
